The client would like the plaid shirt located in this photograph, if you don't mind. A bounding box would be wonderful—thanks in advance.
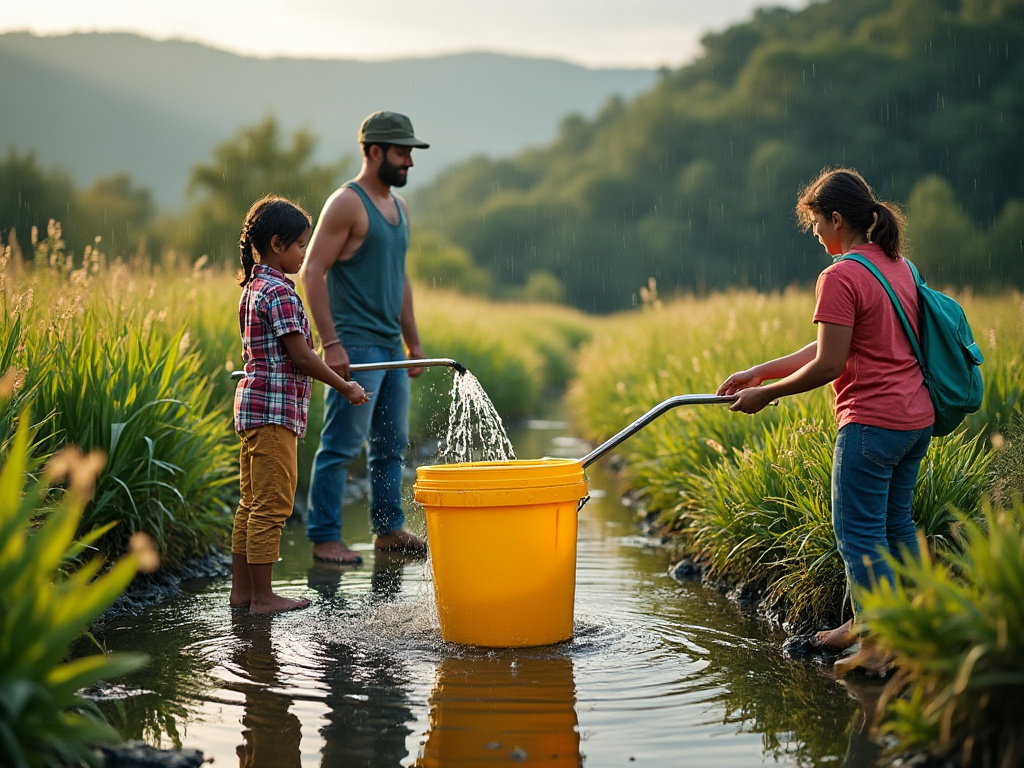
[234,264,313,437]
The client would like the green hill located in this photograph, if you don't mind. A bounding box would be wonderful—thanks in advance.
[415,0,1024,311]
[0,32,656,208]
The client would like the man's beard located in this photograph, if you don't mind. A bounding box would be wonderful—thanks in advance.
[378,155,408,187]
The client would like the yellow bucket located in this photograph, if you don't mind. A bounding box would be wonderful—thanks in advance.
[413,459,588,647]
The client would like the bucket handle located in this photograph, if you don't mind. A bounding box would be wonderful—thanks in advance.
[579,394,738,469]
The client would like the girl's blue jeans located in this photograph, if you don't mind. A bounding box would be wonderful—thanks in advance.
[306,345,410,541]
[832,422,932,614]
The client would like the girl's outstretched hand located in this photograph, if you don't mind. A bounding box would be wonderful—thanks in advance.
[718,368,775,413]
[716,368,763,396]
[728,386,775,414]
[344,380,369,406]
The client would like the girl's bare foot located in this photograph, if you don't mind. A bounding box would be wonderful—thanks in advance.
[250,594,311,614]
[230,554,253,609]
[815,618,858,651]
[229,593,251,610]
[834,639,894,679]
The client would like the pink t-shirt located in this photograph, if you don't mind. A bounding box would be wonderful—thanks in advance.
[813,243,934,430]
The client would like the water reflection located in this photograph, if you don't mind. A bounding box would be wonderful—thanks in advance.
[315,636,414,766]
[418,653,581,767]
[230,612,302,767]
[836,676,886,768]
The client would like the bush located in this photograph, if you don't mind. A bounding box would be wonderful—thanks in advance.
[0,413,148,767]
[29,307,235,563]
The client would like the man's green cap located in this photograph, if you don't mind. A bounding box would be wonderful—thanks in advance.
[358,111,430,148]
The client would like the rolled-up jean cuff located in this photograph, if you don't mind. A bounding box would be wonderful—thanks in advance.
[233,424,298,565]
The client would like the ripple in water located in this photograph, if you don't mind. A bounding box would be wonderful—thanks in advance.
[436,370,516,464]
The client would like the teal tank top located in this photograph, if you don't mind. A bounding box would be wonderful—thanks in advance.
[327,182,408,348]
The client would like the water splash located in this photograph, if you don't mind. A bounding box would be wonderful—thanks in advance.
[436,371,516,464]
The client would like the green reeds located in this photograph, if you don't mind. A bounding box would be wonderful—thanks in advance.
[4,252,235,564]
[0,413,148,767]
[28,306,235,562]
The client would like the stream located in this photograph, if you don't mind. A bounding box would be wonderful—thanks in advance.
[90,418,884,767]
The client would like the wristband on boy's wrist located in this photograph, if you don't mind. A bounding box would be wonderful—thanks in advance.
[322,339,341,350]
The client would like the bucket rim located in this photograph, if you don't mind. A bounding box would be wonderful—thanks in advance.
[413,458,587,503]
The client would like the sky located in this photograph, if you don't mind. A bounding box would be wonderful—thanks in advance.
[1,0,808,69]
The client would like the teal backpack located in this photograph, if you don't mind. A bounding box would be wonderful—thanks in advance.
[839,253,984,437]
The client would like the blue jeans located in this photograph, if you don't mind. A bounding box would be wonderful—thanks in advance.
[832,422,932,613]
[306,345,410,541]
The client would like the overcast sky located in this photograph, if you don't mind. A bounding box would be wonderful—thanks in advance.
[2,0,808,68]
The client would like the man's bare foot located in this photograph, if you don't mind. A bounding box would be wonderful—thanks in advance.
[374,529,428,555]
[249,594,311,614]
[815,619,858,651]
[311,540,363,565]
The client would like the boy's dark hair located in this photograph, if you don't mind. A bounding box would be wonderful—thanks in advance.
[238,195,311,287]
[796,168,906,260]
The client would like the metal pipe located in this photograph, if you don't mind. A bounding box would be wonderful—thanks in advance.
[350,358,467,375]
[579,394,738,469]
[230,357,466,380]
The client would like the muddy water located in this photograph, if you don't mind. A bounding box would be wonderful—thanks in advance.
[90,420,884,767]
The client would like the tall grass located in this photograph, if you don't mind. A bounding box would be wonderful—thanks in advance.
[29,308,236,561]
[2,241,236,564]
[689,420,989,626]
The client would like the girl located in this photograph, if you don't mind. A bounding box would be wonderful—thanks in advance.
[717,168,933,673]
[232,195,368,614]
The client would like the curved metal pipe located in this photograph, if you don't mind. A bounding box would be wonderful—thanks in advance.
[579,394,738,469]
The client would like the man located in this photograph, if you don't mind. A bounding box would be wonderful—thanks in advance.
[300,110,429,564]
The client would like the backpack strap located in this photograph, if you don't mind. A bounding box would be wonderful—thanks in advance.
[837,253,925,368]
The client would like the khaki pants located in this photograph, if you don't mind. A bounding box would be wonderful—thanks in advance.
[233,424,298,565]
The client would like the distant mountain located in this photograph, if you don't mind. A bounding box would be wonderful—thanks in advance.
[0,32,657,208]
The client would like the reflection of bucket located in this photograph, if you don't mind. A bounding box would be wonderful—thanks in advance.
[413,459,588,647]
[417,655,581,766]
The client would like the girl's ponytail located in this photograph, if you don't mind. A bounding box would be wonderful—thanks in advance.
[868,202,904,261]
[238,225,257,287]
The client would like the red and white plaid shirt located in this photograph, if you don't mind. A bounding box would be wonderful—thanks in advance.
[233,264,313,437]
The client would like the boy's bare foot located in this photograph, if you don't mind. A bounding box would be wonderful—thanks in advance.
[374,529,427,555]
[814,619,858,651]
[311,540,363,565]
[249,594,311,614]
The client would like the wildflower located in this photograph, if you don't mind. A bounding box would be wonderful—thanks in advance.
[45,446,107,506]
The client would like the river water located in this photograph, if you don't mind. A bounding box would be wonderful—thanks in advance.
[91,419,885,767]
